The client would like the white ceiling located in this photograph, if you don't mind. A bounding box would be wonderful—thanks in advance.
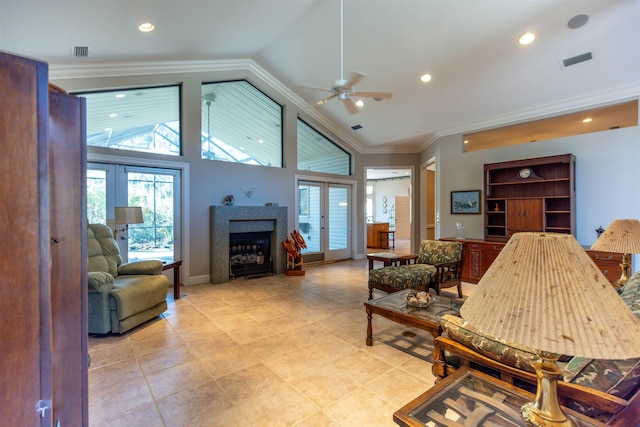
[1,0,638,153]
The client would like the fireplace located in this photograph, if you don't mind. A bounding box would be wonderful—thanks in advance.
[210,205,288,284]
[229,231,272,279]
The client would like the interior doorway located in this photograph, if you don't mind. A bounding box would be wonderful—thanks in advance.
[365,167,412,255]
[422,159,437,241]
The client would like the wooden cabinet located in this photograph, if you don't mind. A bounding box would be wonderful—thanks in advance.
[0,52,87,426]
[445,238,625,285]
[485,154,575,242]
[506,199,543,234]
[367,222,389,248]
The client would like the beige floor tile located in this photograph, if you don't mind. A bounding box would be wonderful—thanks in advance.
[146,359,212,400]
[156,380,234,427]
[99,402,164,427]
[236,382,318,426]
[288,364,362,408]
[366,367,432,407]
[215,363,287,402]
[88,259,474,426]
[88,340,134,370]
[137,343,197,376]
[322,386,399,427]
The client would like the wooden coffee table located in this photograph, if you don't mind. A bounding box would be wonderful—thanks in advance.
[364,289,463,359]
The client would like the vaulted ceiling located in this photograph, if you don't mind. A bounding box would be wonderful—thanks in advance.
[1,0,638,153]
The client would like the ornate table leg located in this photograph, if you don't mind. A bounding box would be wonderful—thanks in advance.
[366,307,373,346]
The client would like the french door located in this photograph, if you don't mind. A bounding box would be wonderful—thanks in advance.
[298,181,351,262]
[87,163,181,262]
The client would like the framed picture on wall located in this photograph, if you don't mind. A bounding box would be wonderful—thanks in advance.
[451,190,481,214]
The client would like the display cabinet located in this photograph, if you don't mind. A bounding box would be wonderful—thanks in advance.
[484,154,575,242]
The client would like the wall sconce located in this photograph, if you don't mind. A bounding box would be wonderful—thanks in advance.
[114,207,144,236]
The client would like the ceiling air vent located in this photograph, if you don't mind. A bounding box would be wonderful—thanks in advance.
[351,124,363,130]
[72,46,89,57]
[563,52,592,67]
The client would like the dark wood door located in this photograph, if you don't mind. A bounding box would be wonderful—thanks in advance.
[49,89,88,426]
[507,199,543,234]
[0,52,52,426]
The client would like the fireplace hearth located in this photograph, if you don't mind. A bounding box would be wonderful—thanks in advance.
[210,205,288,284]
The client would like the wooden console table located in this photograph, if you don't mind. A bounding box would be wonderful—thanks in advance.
[162,260,183,299]
[441,237,627,284]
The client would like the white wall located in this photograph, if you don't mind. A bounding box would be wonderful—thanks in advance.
[368,177,410,224]
[421,123,640,249]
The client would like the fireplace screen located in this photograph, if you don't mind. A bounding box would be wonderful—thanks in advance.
[229,231,272,279]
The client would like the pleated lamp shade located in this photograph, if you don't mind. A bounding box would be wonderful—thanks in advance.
[591,219,640,254]
[460,232,640,359]
[114,207,144,225]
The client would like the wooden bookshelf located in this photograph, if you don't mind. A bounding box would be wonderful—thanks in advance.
[484,154,576,242]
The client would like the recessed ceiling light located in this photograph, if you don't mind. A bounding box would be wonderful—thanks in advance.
[420,73,432,83]
[518,32,536,46]
[582,118,593,123]
[355,100,364,107]
[464,140,469,144]
[138,22,155,32]
[109,113,118,118]
[115,93,126,99]
[258,139,264,143]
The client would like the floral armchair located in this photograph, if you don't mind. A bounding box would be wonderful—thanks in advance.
[368,239,463,300]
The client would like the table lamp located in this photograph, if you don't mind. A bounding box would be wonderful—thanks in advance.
[591,218,640,288]
[114,206,144,235]
[460,232,640,426]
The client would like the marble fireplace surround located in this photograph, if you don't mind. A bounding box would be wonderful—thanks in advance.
[210,205,288,284]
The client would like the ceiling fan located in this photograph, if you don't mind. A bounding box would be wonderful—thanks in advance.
[298,0,392,114]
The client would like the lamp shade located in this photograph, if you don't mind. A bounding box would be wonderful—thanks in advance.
[460,232,640,360]
[114,207,144,225]
[591,218,640,254]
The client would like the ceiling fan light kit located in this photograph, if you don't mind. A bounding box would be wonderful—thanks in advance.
[298,0,392,114]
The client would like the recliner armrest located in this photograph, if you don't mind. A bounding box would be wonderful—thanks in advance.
[88,271,114,292]
[118,260,164,276]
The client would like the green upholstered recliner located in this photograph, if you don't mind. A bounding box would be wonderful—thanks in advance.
[368,239,463,300]
[88,224,169,334]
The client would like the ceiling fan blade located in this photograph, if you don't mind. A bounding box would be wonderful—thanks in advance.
[342,71,367,89]
[343,97,359,114]
[316,94,338,105]
[298,84,334,93]
[351,90,393,100]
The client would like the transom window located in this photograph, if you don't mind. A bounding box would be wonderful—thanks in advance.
[297,119,351,176]
[78,85,181,156]
[201,80,283,167]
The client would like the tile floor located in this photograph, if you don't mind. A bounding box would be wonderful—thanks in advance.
[88,257,474,427]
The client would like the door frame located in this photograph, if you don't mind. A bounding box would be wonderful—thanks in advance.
[295,174,357,262]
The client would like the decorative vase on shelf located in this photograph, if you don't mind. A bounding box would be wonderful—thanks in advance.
[456,222,464,240]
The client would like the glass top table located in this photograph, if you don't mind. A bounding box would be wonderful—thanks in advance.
[364,289,463,352]
[393,368,605,427]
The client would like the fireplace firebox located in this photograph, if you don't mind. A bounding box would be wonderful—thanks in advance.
[229,231,272,279]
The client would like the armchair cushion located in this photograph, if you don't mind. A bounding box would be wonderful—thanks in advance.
[88,271,114,293]
[416,240,462,265]
[88,224,122,277]
[118,260,164,276]
[369,263,436,289]
[441,314,538,374]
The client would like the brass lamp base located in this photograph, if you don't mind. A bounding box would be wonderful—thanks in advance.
[520,353,574,427]
[613,253,632,289]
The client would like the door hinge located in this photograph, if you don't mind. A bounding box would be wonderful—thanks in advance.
[35,399,51,418]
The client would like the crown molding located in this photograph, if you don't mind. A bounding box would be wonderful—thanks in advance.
[49,58,368,154]
[431,83,640,142]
